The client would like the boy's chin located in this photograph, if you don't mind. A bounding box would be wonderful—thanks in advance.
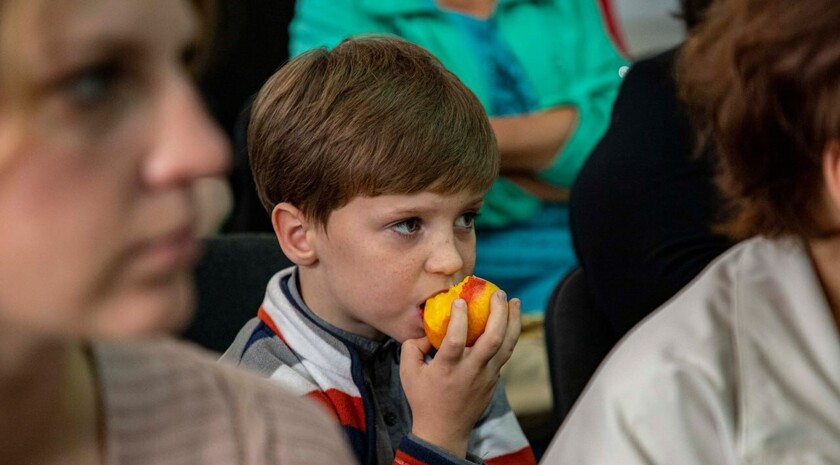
[394,328,428,344]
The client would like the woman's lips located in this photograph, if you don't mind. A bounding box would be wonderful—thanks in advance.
[134,225,200,274]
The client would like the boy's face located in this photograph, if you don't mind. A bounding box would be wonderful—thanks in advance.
[299,190,483,342]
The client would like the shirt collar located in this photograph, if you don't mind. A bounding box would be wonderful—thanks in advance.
[287,268,394,361]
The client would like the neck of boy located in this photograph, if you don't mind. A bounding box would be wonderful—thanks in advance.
[0,334,101,464]
[297,268,386,341]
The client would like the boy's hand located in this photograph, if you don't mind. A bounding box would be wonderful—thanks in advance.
[400,291,521,457]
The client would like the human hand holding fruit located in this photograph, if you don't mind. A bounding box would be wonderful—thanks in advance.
[400,280,521,458]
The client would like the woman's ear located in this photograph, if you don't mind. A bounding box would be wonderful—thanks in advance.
[271,203,318,266]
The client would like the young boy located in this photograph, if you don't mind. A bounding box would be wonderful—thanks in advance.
[222,36,536,465]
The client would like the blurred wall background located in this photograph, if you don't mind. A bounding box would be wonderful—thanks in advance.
[614,0,685,58]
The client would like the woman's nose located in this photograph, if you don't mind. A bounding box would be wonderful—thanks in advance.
[143,73,231,188]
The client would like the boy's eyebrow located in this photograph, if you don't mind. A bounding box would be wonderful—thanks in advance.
[384,195,485,216]
[465,195,486,208]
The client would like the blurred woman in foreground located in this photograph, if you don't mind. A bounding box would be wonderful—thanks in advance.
[0,0,353,463]
[542,0,840,462]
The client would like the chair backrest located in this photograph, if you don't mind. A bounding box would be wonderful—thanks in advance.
[544,266,618,424]
[181,233,293,353]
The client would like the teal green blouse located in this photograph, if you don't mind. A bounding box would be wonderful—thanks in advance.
[290,0,627,227]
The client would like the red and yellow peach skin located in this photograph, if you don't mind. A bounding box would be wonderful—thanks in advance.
[423,276,502,349]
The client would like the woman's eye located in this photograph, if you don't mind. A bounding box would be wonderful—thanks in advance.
[64,62,120,106]
[456,212,478,229]
[181,44,198,68]
[391,218,421,236]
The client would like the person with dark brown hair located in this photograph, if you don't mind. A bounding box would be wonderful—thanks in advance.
[542,0,840,462]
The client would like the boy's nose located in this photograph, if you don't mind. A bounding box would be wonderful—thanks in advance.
[425,235,465,276]
[143,73,231,188]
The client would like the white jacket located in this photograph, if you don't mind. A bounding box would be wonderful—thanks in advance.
[542,236,840,464]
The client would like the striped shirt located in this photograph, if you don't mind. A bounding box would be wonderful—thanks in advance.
[222,266,536,465]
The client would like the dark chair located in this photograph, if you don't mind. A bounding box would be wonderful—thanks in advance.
[544,266,618,424]
[181,233,293,353]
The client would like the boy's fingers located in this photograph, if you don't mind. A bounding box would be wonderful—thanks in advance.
[401,337,432,369]
[471,290,509,364]
[491,298,521,369]
[435,299,468,363]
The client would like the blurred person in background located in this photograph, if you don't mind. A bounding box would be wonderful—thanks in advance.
[543,0,840,462]
[569,0,731,340]
[0,0,354,463]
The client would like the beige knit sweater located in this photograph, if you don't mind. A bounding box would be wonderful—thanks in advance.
[93,338,354,465]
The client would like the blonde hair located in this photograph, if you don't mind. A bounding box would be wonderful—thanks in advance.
[0,0,42,166]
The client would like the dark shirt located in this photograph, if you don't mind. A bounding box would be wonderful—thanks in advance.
[570,47,734,338]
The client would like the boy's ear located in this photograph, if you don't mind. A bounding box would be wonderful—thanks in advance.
[271,203,318,266]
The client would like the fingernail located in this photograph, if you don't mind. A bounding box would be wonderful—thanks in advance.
[454,299,466,309]
[496,291,507,302]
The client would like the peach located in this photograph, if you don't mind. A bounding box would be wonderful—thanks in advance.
[423,276,502,349]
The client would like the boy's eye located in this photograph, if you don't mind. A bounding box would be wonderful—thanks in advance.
[455,212,478,229]
[391,217,422,236]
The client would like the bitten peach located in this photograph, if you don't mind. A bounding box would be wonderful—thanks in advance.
[423,276,502,349]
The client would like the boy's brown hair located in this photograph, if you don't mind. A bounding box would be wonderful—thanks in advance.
[249,35,499,227]
[678,0,840,239]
